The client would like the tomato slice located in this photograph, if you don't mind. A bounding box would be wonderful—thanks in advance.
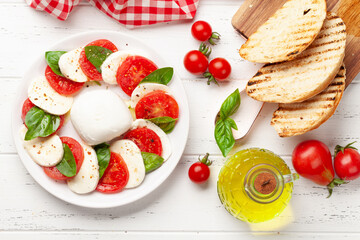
[124,127,162,156]
[79,39,118,81]
[45,66,85,95]
[135,90,179,119]
[21,98,65,133]
[96,152,129,193]
[43,137,84,180]
[116,56,158,96]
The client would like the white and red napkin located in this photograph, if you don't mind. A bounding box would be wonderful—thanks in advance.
[25,0,199,28]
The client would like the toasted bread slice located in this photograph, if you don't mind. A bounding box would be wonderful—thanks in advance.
[270,64,346,137]
[239,0,326,63]
[246,13,346,103]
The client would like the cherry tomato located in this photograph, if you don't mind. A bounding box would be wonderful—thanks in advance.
[124,127,163,156]
[135,90,179,120]
[208,58,231,81]
[21,98,65,134]
[191,21,213,42]
[334,142,360,180]
[292,140,334,186]
[79,39,118,81]
[184,50,208,75]
[96,152,129,193]
[188,153,212,184]
[45,66,84,96]
[117,56,158,96]
[43,137,84,180]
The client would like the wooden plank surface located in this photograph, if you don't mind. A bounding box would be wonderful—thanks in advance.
[1,0,360,238]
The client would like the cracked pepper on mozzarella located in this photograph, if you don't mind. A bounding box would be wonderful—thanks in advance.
[20,124,64,167]
[101,51,133,85]
[67,144,99,194]
[28,76,73,115]
[70,89,133,145]
[132,119,171,161]
[130,83,172,108]
[58,47,88,83]
[110,140,145,188]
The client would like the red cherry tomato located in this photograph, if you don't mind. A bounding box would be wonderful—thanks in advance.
[96,152,129,193]
[21,98,65,134]
[334,143,360,180]
[117,56,158,96]
[45,66,84,96]
[43,137,84,180]
[188,153,212,184]
[124,127,163,156]
[135,90,179,120]
[191,21,213,42]
[208,58,231,81]
[79,39,118,81]
[292,140,334,186]
[183,50,208,75]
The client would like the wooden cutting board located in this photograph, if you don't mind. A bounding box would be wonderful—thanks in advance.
[232,0,360,87]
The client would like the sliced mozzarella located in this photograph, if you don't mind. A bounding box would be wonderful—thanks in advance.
[110,139,145,188]
[28,76,73,115]
[132,119,171,161]
[130,83,172,108]
[101,51,133,85]
[58,47,87,83]
[19,124,64,167]
[70,89,133,145]
[67,144,99,194]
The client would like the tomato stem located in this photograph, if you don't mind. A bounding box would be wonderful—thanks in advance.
[198,153,212,166]
[334,141,358,156]
[199,42,212,57]
[208,32,221,45]
[203,72,219,86]
[326,178,348,198]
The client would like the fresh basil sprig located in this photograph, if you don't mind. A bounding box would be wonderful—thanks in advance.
[24,107,60,141]
[45,51,66,77]
[141,152,164,173]
[140,67,173,85]
[94,143,111,178]
[84,46,113,73]
[149,116,178,134]
[214,89,241,157]
[56,143,77,177]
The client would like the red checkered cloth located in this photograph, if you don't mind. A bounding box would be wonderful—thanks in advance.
[25,0,199,28]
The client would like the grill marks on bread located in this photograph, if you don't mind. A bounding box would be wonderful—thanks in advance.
[246,13,346,103]
[239,0,326,63]
[271,65,346,137]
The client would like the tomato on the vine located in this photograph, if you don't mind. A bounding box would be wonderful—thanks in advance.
[334,142,360,180]
[191,21,220,45]
[184,43,211,75]
[188,153,212,184]
[204,57,231,85]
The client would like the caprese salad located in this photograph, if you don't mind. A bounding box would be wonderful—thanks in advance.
[20,39,180,195]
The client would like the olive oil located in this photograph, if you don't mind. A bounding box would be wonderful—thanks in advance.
[217,148,298,223]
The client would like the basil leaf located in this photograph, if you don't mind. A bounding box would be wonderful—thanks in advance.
[141,152,164,173]
[140,67,173,85]
[45,51,66,77]
[149,116,178,134]
[56,143,77,177]
[94,143,111,178]
[24,107,60,141]
[214,118,237,157]
[84,46,113,73]
[220,88,241,119]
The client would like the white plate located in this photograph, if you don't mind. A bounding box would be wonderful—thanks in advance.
[11,31,190,208]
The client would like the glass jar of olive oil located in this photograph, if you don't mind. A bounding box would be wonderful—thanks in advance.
[217,148,298,223]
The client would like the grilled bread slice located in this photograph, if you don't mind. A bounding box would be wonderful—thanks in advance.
[239,0,326,63]
[246,12,346,103]
[271,64,346,137]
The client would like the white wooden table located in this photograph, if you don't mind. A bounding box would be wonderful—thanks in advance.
[2,0,360,239]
